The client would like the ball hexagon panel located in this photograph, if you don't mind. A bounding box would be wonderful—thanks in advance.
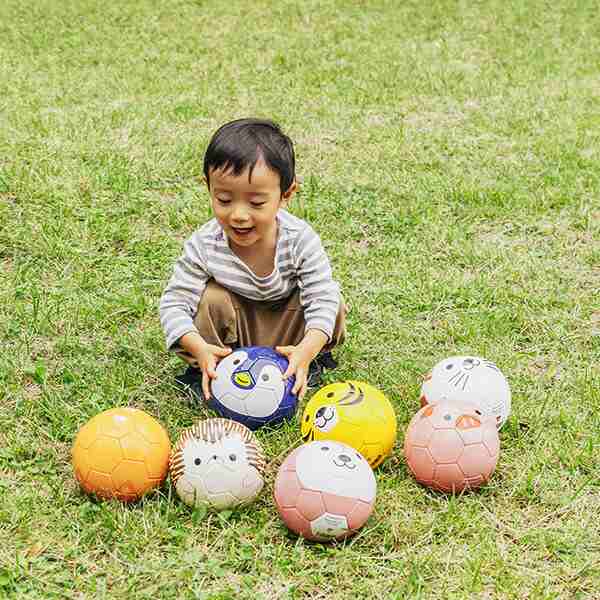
[274,470,302,508]
[406,446,435,483]
[407,415,435,447]
[433,463,467,492]
[458,444,494,479]
[209,491,239,511]
[111,459,148,499]
[99,410,139,439]
[176,476,208,506]
[119,432,152,462]
[456,422,486,446]
[428,429,465,464]
[483,427,501,458]
[347,500,375,531]
[85,470,114,496]
[87,437,123,474]
[296,489,327,521]
[279,507,311,537]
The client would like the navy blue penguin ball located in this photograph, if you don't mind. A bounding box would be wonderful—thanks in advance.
[208,346,298,430]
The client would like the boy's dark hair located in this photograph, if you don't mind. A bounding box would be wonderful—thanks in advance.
[204,118,296,193]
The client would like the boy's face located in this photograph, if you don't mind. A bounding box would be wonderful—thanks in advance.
[207,159,296,251]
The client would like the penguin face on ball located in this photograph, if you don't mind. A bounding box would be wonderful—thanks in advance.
[211,348,288,419]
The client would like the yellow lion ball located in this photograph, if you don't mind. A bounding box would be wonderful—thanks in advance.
[301,381,397,468]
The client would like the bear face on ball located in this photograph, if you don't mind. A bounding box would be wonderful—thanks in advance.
[274,440,377,542]
[209,346,297,430]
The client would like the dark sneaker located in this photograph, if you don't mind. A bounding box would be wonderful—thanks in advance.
[175,366,205,406]
[306,360,323,389]
[316,351,338,370]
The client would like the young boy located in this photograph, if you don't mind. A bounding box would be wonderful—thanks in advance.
[159,118,346,404]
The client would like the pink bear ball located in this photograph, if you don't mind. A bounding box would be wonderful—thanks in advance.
[404,400,500,493]
[274,440,376,542]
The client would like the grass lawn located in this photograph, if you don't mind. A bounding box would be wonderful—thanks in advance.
[1,0,599,598]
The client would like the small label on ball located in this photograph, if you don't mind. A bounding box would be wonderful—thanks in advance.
[310,513,349,539]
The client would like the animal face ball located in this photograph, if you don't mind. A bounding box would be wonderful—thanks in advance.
[72,408,171,502]
[209,346,297,430]
[404,400,500,493]
[301,381,397,468]
[420,356,511,428]
[169,418,266,510]
[274,441,377,542]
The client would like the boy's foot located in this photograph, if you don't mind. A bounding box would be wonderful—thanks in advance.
[306,351,339,390]
[306,360,323,389]
[316,351,338,370]
[175,366,205,406]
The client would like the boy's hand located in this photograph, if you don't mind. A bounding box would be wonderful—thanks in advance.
[275,344,313,400]
[277,330,328,400]
[195,343,232,400]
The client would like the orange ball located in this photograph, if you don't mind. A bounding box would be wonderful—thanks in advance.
[72,407,171,502]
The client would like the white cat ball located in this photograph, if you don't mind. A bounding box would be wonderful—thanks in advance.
[420,356,511,428]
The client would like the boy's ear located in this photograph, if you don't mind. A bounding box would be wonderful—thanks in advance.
[281,179,299,204]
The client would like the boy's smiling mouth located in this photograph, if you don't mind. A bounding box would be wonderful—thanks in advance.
[231,226,254,235]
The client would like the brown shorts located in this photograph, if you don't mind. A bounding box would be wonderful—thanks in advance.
[176,280,347,367]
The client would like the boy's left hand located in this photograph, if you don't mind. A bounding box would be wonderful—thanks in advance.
[275,344,314,400]
[277,329,329,400]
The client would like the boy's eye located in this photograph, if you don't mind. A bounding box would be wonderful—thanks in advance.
[216,197,231,203]
[250,202,266,208]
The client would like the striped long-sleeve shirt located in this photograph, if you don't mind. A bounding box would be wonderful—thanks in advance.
[159,210,340,350]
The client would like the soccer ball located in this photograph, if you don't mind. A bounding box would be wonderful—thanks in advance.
[72,407,171,502]
[404,400,500,493]
[274,440,376,542]
[170,418,266,510]
[420,356,511,428]
[301,381,397,468]
[209,346,297,430]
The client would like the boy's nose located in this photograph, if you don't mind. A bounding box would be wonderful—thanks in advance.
[231,209,250,223]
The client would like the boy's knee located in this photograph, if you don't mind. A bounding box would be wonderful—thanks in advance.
[195,281,238,346]
[201,281,233,308]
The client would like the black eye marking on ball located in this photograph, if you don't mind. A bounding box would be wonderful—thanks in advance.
[261,374,269,381]
[338,382,364,406]
[194,458,202,466]
[444,414,452,421]
[327,392,334,398]
[321,445,329,451]
[463,358,480,370]
[233,359,241,365]
[445,363,454,370]
[229,454,237,462]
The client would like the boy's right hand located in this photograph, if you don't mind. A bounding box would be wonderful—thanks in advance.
[195,344,232,400]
